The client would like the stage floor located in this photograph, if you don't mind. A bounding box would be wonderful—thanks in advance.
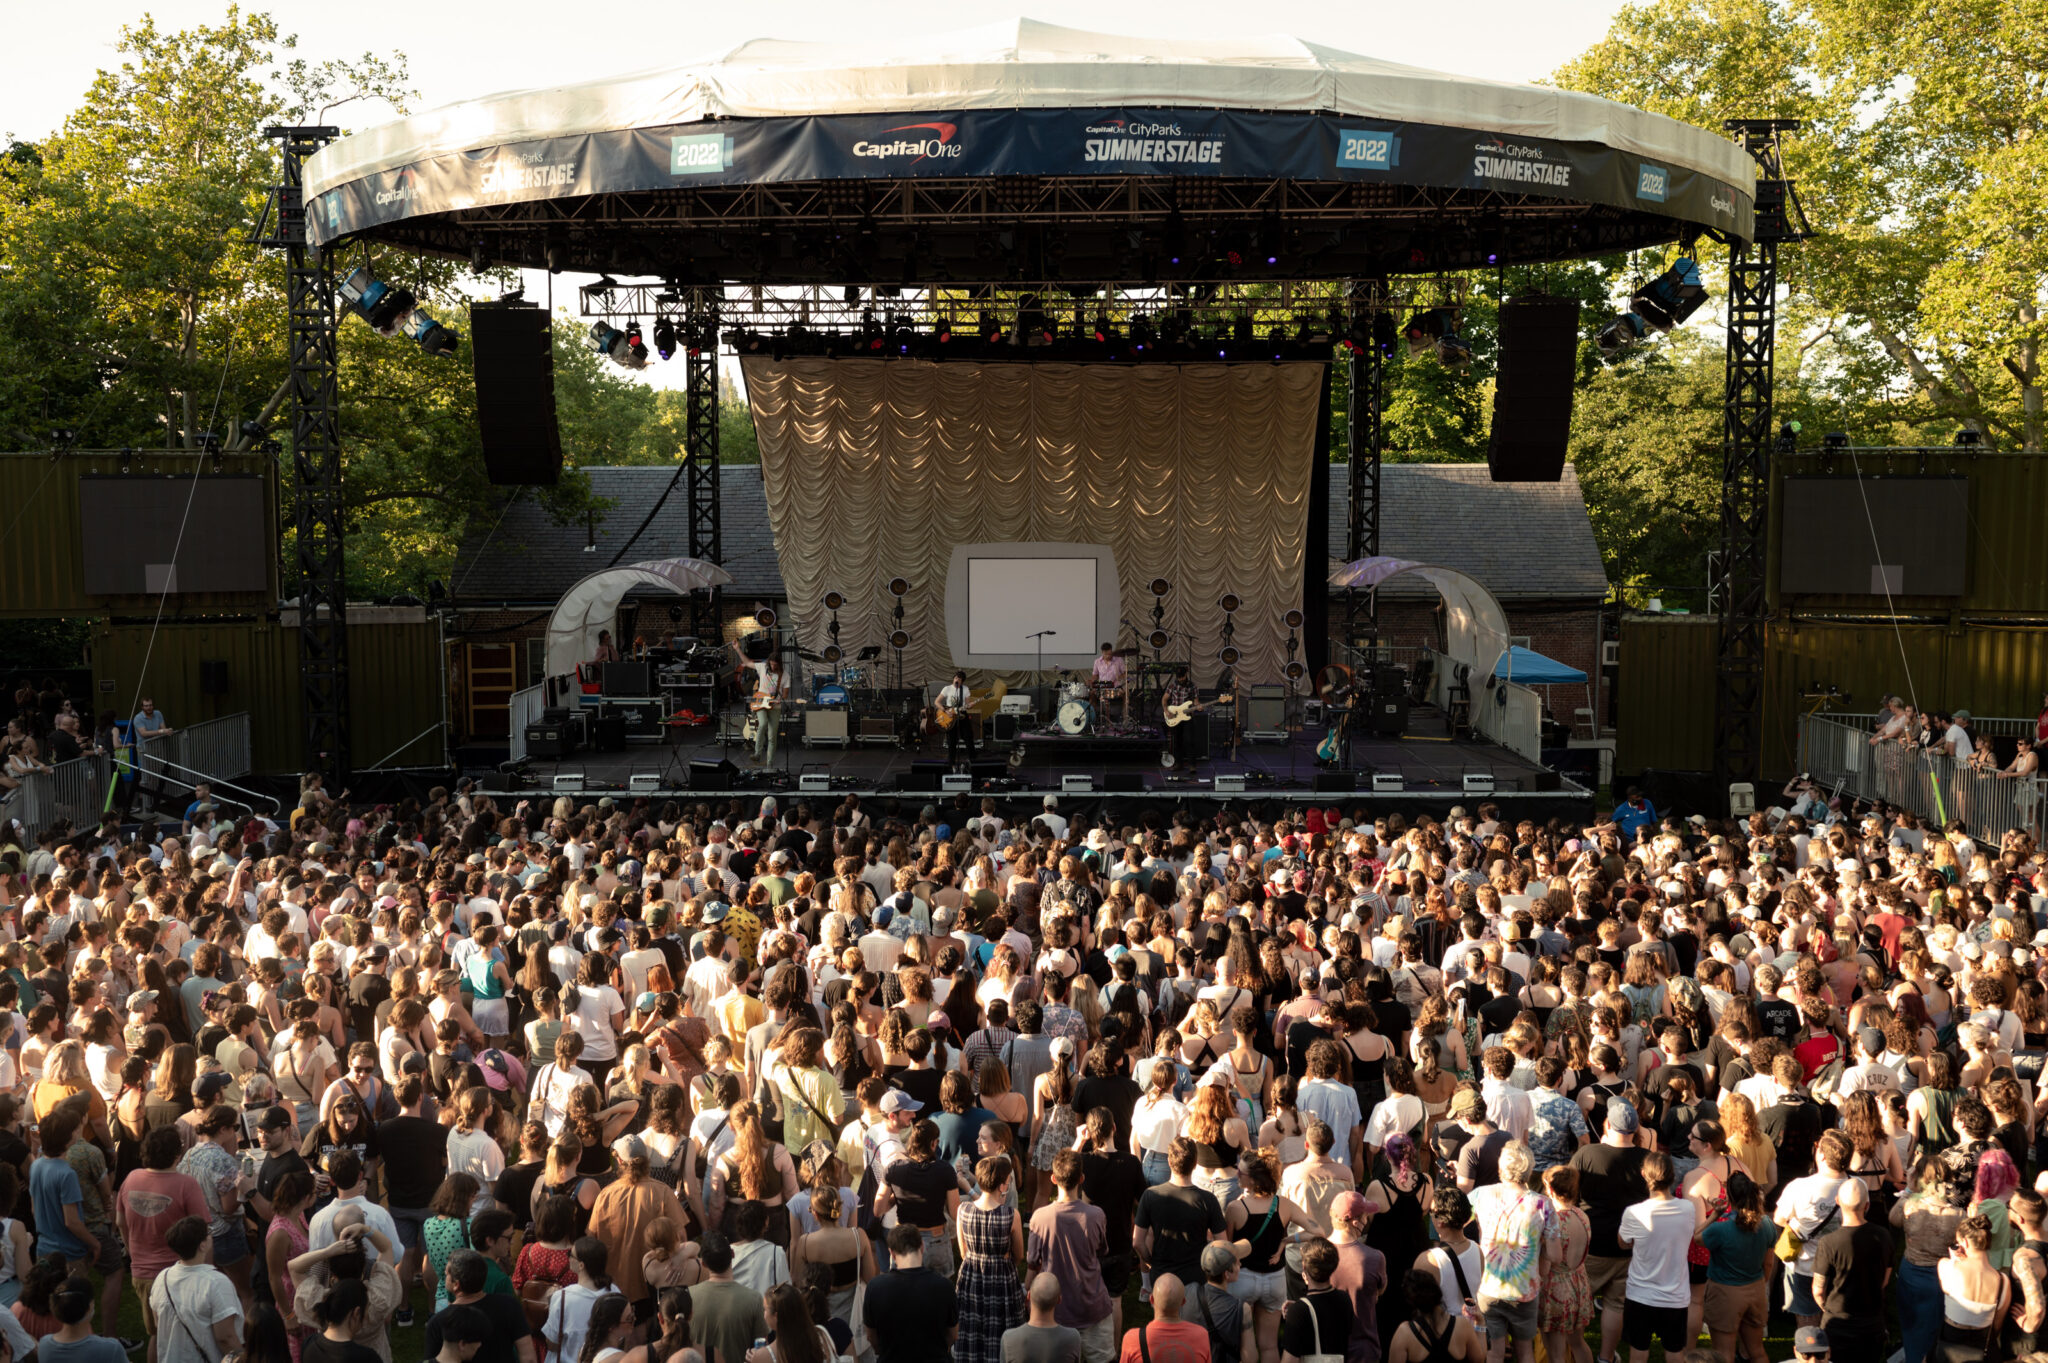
[487,703,1589,808]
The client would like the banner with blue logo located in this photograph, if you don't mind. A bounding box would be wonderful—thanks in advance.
[309,106,1751,246]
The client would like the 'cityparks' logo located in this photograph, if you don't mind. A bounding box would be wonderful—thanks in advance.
[852,122,963,163]
[1636,164,1669,202]
[374,168,418,206]
[1082,114,1222,165]
[1470,137,1571,187]
[671,133,735,176]
[1336,127,1400,170]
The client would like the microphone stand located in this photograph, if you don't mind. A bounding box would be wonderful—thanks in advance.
[1028,631,1057,715]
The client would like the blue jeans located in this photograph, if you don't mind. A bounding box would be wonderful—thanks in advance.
[1142,1152,1170,1186]
[1898,1258,1942,1363]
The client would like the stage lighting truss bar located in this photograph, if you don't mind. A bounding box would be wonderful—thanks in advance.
[574,279,1411,329]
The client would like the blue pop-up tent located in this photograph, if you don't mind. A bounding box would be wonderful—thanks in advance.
[1493,645,1587,685]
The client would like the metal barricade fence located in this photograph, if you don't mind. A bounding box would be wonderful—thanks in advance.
[1797,713,2045,847]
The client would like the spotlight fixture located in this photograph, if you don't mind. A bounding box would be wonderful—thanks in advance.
[1403,309,1471,368]
[1822,432,1849,449]
[888,576,910,598]
[1149,578,1171,598]
[1218,593,1241,613]
[1284,609,1305,630]
[335,265,460,355]
[888,628,911,649]
[1219,645,1241,666]
[652,317,677,361]
[755,606,778,628]
[1285,660,1307,681]
[1955,428,1984,447]
[1629,256,1709,334]
[589,321,647,369]
[1148,629,1170,650]
[823,590,846,611]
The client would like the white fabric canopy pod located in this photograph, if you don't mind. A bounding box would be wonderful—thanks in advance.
[306,17,1751,199]
[1330,556,1511,686]
[543,557,734,680]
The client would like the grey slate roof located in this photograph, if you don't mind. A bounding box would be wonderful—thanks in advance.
[451,465,783,606]
[453,460,1607,608]
[1327,463,1608,601]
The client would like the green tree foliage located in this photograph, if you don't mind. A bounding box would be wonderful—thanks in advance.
[1555,0,2048,450]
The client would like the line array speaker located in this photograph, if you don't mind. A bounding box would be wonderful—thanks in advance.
[1487,296,1579,482]
[472,301,564,486]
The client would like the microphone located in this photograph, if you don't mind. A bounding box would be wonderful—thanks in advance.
[1027,630,1058,638]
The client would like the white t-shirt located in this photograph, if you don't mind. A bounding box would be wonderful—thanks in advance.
[566,984,626,1062]
[1772,1173,1848,1272]
[1946,724,1971,761]
[150,1261,245,1363]
[1619,1195,1696,1308]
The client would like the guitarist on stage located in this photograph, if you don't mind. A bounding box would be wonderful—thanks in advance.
[1162,666,1201,772]
[935,670,977,765]
[748,655,788,766]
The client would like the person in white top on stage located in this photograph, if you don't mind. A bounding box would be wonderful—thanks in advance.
[936,670,977,765]
[749,656,788,766]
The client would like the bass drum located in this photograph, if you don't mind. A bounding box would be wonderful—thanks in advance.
[1056,700,1095,735]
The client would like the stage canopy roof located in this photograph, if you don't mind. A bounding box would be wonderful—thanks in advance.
[1493,644,1587,685]
[544,557,733,680]
[306,18,1756,269]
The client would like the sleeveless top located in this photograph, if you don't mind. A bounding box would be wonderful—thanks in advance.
[1919,1088,1963,1154]
[1194,1130,1244,1172]
[1235,1195,1286,1274]
[1410,1312,1461,1363]
[464,950,506,1000]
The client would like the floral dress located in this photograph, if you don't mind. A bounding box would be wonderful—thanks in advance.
[953,1202,1025,1363]
[1030,1097,1077,1172]
[1538,1203,1593,1335]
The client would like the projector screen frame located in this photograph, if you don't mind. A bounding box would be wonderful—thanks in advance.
[944,541,1121,671]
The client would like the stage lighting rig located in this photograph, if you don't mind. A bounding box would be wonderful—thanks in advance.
[1403,308,1471,368]
[652,316,677,360]
[589,320,647,369]
[1598,255,1708,363]
[335,266,461,356]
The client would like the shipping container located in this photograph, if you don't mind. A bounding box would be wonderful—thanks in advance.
[0,451,278,617]
[87,614,446,773]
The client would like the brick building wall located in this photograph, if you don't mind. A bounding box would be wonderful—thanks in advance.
[1328,594,1604,735]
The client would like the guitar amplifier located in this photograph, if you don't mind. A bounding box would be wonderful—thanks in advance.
[992,712,1029,743]
[591,714,628,753]
[804,707,850,747]
[524,723,575,759]
[855,714,900,746]
[610,699,664,740]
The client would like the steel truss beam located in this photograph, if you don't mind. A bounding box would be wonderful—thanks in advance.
[263,126,351,785]
[682,289,722,640]
[1344,280,1387,640]
[1713,120,1810,803]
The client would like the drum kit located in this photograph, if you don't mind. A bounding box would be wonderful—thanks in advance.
[1055,678,1095,734]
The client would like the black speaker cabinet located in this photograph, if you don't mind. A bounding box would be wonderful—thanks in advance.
[603,661,652,696]
[1102,772,1145,792]
[971,760,1008,783]
[1314,771,1357,793]
[1370,694,1409,737]
[992,712,1027,742]
[591,714,628,752]
[688,757,738,790]
[471,301,563,485]
[1488,296,1579,482]
[903,759,949,792]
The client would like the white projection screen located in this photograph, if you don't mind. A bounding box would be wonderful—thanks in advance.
[950,545,1118,668]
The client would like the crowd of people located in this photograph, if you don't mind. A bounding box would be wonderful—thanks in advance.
[0,770,2043,1363]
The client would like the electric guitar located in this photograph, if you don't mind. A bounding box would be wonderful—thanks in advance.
[1165,697,1232,727]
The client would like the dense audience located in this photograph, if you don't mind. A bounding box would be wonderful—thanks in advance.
[0,774,2044,1363]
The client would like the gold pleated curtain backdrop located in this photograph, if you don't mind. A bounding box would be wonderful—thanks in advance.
[741,357,1324,692]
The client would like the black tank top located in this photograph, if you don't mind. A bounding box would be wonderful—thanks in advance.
[1412,1312,1460,1363]
[1236,1195,1286,1273]
[1195,1131,1244,1171]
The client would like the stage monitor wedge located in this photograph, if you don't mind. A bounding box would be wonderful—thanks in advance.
[1487,296,1579,482]
[471,301,564,486]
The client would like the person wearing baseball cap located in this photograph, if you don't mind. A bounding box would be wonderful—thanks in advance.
[1792,1326,1831,1360]
[1567,1096,1649,1363]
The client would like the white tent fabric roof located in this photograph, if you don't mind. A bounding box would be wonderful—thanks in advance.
[1331,555,1511,687]
[308,17,1751,198]
[544,558,733,680]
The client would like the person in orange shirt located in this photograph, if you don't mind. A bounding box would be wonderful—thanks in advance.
[1118,1275,1213,1363]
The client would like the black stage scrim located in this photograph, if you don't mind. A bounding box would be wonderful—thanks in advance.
[744,358,1322,689]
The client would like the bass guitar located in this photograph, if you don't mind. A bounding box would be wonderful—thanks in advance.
[1165,697,1233,727]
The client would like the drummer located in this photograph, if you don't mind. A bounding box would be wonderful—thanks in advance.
[1090,641,1126,694]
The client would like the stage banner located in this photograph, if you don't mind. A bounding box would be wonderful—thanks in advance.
[742,357,1323,692]
[310,107,1751,245]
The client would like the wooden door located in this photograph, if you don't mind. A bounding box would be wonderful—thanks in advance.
[466,643,516,738]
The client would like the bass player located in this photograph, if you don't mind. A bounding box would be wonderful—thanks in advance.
[1162,665,1203,772]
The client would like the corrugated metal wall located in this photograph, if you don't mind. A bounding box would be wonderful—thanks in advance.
[88,617,445,773]
[1616,615,1719,773]
[1617,613,2048,779]
[0,451,277,616]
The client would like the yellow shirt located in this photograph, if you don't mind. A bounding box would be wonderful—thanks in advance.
[714,991,763,1046]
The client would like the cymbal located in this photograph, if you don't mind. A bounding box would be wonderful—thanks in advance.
[1112,647,1141,657]
[795,649,826,663]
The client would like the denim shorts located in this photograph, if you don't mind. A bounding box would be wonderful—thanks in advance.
[1230,1266,1287,1312]
[390,1204,430,1251]
[212,1221,251,1268]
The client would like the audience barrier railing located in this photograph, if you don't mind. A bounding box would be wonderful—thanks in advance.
[508,684,547,764]
[1,713,256,842]
[1797,713,2045,847]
